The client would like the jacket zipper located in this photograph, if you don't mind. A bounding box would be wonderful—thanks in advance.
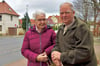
[40,33,42,66]
[29,33,42,66]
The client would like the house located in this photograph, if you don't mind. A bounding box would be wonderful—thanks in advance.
[47,15,62,25]
[47,15,62,30]
[0,0,19,35]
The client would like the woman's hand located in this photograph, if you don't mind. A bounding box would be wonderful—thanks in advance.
[36,52,48,62]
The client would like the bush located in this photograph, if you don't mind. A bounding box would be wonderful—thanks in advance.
[0,34,2,36]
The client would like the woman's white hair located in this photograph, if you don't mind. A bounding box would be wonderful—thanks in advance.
[33,9,45,20]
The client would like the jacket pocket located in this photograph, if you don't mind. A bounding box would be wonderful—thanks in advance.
[65,38,76,49]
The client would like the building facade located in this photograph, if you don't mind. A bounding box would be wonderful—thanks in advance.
[0,1,19,35]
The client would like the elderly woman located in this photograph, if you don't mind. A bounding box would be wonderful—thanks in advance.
[21,10,56,66]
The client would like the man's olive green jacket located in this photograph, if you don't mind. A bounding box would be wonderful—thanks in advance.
[52,17,97,66]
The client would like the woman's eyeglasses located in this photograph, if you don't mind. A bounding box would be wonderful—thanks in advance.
[37,19,46,21]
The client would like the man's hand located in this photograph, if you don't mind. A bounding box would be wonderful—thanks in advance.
[51,51,62,66]
[51,51,61,60]
[53,59,62,66]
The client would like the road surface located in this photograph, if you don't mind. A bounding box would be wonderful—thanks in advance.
[0,36,24,66]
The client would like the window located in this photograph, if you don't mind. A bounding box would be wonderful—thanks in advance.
[0,25,2,31]
[9,8,12,12]
[11,15,13,21]
[0,15,1,21]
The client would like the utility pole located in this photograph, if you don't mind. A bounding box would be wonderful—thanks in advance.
[26,4,28,31]
[2,0,5,2]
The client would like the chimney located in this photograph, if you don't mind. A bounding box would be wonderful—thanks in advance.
[2,0,5,3]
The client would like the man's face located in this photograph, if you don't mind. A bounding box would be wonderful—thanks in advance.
[35,14,46,30]
[60,5,75,25]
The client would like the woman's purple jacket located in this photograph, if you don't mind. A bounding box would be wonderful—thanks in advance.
[21,25,56,66]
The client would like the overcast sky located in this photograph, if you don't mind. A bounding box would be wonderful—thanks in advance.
[0,0,73,19]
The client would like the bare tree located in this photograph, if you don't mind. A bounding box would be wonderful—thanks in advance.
[91,0,100,11]
[83,0,89,23]
[73,0,84,18]
[91,0,100,35]
[73,0,93,23]
[73,0,100,33]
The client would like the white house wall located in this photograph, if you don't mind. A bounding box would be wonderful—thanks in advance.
[0,14,5,34]
[1,14,19,34]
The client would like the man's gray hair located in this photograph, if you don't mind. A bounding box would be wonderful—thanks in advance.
[33,9,45,20]
[60,2,74,11]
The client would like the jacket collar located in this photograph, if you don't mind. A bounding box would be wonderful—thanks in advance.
[30,25,51,33]
[60,16,78,31]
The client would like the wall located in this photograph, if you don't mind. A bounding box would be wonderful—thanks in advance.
[0,14,19,35]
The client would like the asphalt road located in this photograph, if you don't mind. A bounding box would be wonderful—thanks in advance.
[0,36,24,66]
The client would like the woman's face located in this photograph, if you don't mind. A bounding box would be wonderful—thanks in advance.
[35,14,47,30]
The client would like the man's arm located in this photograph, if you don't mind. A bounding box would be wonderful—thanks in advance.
[52,29,61,52]
[60,24,94,64]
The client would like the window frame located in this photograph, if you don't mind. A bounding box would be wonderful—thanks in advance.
[0,25,2,31]
[0,15,2,21]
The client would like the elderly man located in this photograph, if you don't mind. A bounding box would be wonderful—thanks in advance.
[51,2,97,66]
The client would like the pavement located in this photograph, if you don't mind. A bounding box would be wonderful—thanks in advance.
[3,36,100,66]
[4,58,27,66]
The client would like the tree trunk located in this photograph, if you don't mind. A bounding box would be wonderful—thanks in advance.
[92,0,100,11]
[93,8,99,36]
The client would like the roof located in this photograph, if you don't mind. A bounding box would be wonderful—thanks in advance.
[0,1,19,16]
[48,15,62,24]
[19,19,22,24]
[30,19,35,25]
[47,18,55,24]
[19,19,35,25]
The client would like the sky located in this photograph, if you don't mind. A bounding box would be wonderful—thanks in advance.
[0,0,74,19]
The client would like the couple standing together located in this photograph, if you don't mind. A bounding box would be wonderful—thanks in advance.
[21,2,97,66]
